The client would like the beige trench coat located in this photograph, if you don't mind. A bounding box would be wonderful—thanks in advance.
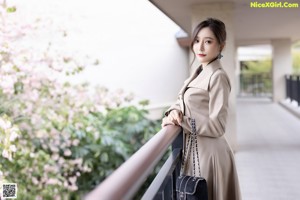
[165,59,241,200]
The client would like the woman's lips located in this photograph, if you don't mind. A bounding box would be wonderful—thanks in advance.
[197,54,206,57]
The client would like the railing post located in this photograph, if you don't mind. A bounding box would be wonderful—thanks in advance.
[292,75,297,102]
[172,129,183,150]
[83,126,181,200]
[285,74,300,106]
[239,72,273,98]
[141,128,183,200]
[171,131,183,199]
[251,75,256,96]
[285,75,290,100]
[296,75,300,106]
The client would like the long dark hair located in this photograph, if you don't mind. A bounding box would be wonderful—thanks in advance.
[190,18,226,65]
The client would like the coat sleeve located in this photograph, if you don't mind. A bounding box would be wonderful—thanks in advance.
[164,77,191,117]
[180,71,231,137]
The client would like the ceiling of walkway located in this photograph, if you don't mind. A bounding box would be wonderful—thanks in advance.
[149,0,300,46]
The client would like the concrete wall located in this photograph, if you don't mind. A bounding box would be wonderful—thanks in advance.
[70,0,190,108]
[272,39,292,102]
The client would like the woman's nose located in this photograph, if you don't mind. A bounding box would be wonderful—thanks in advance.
[200,42,204,51]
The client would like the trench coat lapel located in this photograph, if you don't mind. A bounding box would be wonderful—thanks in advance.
[188,59,222,90]
[179,59,222,94]
[177,59,222,115]
[178,66,201,95]
[177,66,201,115]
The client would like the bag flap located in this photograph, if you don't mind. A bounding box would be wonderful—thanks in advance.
[185,177,203,194]
[176,176,206,195]
[176,176,188,192]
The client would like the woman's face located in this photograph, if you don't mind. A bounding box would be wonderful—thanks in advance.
[192,27,222,66]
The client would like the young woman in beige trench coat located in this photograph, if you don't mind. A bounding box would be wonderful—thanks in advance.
[162,18,242,200]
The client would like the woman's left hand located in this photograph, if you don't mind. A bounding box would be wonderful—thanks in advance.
[161,117,176,128]
[167,110,183,125]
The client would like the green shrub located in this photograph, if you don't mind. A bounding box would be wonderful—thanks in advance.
[0,81,161,199]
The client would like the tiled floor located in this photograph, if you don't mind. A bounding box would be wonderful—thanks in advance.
[235,98,300,200]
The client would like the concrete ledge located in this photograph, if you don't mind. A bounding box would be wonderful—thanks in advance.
[146,102,173,120]
[279,99,300,119]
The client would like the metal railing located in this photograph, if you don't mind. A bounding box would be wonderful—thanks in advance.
[84,125,183,200]
[285,74,300,106]
[239,73,272,97]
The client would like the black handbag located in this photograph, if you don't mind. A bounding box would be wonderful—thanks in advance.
[176,118,208,200]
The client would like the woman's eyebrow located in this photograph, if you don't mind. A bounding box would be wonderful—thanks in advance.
[196,36,214,40]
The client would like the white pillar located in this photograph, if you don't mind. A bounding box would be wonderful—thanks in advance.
[235,47,241,97]
[271,39,292,102]
[190,3,238,152]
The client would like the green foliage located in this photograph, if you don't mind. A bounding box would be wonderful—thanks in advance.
[0,81,161,199]
[293,51,300,74]
[241,49,300,74]
[73,104,161,196]
[240,58,272,96]
[241,58,272,74]
[6,6,16,13]
[239,49,300,95]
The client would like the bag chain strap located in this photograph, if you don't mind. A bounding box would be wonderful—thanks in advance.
[180,129,191,175]
[180,118,201,177]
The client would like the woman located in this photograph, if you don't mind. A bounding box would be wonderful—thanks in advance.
[162,18,241,200]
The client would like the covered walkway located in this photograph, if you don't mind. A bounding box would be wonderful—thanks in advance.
[235,98,300,200]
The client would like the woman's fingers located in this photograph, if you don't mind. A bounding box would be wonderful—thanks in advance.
[162,110,183,128]
[161,117,175,127]
[169,110,182,125]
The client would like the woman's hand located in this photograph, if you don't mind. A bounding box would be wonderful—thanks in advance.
[161,117,175,127]
[161,110,183,127]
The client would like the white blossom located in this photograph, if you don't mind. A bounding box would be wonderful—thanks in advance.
[9,129,19,141]
[9,145,17,152]
[2,149,11,160]
[63,149,72,156]
[46,178,59,185]
[51,153,60,161]
[32,177,39,185]
[0,118,11,130]
[72,139,80,146]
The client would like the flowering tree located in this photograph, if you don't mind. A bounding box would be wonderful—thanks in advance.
[0,115,20,161]
[0,2,160,199]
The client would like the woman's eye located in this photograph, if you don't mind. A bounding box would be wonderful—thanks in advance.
[195,39,200,43]
[205,40,212,44]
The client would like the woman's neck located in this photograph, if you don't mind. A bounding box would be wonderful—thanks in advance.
[202,56,219,67]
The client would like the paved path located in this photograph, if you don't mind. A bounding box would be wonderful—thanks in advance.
[235,98,300,200]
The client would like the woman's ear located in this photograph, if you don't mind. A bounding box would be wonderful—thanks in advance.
[220,43,225,52]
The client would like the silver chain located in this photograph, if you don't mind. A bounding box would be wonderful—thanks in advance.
[180,130,191,175]
[180,118,201,177]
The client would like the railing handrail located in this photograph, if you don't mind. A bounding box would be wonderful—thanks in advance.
[83,125,182,200]
[285,74,300,106]
[142,148,182,199]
